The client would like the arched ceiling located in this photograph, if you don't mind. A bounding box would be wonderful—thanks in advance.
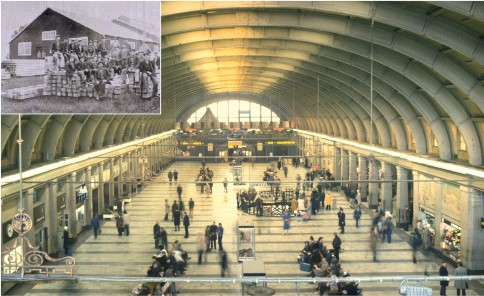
[161,1,484,165]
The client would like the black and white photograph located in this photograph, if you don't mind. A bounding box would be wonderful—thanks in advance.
[1,1,161,114]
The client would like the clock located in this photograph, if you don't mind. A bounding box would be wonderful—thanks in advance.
[12,212,33,234]
[6,223,14,238]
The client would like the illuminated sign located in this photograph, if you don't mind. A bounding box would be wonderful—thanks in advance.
[179,141,203,146]
[208,143,213,152]
[265,141,296,145]
[257,142,263,151]
[228,141,242,148]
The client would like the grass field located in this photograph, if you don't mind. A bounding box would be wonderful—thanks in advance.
[1,93,160,114]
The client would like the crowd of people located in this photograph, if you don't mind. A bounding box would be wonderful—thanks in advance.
[51,35,159,100]
[195,166,214,193]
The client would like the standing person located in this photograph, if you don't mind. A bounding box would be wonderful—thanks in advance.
[283,165,288,178]
[332,232,342,261]
[164,199,170,221]
[174,210,181,231]
[93,61,110,100]
[454,261,467,296]
[220,250,228,277]
[197,233,205,264]
[439,262,449,296]
[218,223,224,250]
[168,170,173,184]
[123,210,130,236]
[385,216,394,243]
[116,214,124,236]
[209,222,218,250]
[410,231,422,264]
[353,206,362,228]
[91,213,100,239]
[223,178,228,193]
[325,193,332,210]
[63,226,69,255]
[51,35,65,70]
[370,226,379,262]
[153,220,161,249]
[171,200,179,222]
[337,207,346,234]
[173,170,178,182]
[204,225,211,252]
[188,197,195,218]
[160,226,168,251]
[183,212,190,238]
[283,210,291,235]
[177,184,183,199]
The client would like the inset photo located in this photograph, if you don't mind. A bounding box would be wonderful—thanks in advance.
[1,1,160,114]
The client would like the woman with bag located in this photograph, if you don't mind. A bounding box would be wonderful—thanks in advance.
[454,261,467,296]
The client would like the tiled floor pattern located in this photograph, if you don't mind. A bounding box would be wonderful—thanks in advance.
[8,161,483,295]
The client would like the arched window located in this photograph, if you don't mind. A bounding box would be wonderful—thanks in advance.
[187,100,280,124]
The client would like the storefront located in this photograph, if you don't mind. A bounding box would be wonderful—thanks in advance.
[440,219,462,262]
[417,208,435,251]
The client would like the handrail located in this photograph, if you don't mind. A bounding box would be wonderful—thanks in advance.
[2,274,484,283]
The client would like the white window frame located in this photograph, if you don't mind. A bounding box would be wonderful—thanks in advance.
[18,42,32,56]
[42,30,57,41]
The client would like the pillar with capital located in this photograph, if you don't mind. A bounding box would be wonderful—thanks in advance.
[395,166,409,227]
[340,149,349,193]
[381,162,393,213]
[357,155,367,203]
[368,159,379,209]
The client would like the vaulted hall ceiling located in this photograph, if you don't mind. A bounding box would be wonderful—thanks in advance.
[161,1,484,165]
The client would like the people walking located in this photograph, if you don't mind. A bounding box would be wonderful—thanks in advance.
[171,200,179,221]
[197,233,205,264]
[189,197,195,218]
[370,226,379,262]
[223,178,228,193]
[91,214,100,239]
[332,232,342,261]
[353,206,362,228]
[165,199,170,221]
[454,261,467,296]
[168,170,173,184]
[174,210,181,231]
[173,170,178,182]
[325,193,332,210]
[220,250,228,277]
[410,231,422,264]
[116,214,124,236]
[385,216,394,243]
[337,207,346,234]
[205,225,211,252]
[283,165,288,178]
[160,226,168,250]
[283,210,291,235]
[439,262,449,296]
[209,222,218,250]
[183,212,190,238]
[153,220,161,249]
[218,223,224,250]
[177,184,183,199]
[123,210,130,236]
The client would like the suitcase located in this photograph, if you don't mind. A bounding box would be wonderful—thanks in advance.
[300,262,311,272]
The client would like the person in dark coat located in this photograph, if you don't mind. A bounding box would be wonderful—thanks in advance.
[332,232,342,261]
[91,214,100,239]
[440,262,449,296]
[310,190,318,215]
[177,185,183,199]
[183,212,190,238]
[63,226,69,255]
[168,170,173,184]
[174,210,181,231]
[209,222,218,250]
[153,220,161,249]
[173,170,179,182]
[116,214,124,236]
[337,207,346,234]
[220,250,228,277]
[160,227,168,250]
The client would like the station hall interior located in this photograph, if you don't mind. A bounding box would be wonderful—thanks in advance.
[2,1,484,295]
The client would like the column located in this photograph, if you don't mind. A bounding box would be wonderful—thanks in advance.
[348,152,358,194]
[380,162,392,213]
[67,172,77,232]
[46,180,57,254]
[85,167,92,222]
[368,160,379,209]
[357,155,367,203]
[333,147,341,187]
[98,163,105,212]
[395,166,409,227]
[460,185,484,271]
[127,152,133,198]
[109,158,115,201]
[117,157,124,198]
[340,149,349,191]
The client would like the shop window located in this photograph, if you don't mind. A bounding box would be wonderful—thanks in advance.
[441,220,461,262]
[41,30,56,41]
[18,42,32,56]
[459,135,466,151]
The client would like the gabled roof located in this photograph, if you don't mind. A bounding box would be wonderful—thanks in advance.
[10,7,159,43]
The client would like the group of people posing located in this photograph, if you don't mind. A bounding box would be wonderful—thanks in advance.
[51,35,159,100]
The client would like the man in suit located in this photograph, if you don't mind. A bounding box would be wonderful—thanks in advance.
[183,212,190,238]
[138,53,158,99]
[94,61,110,100]
[51,35,65,70]
[98,37,109,57]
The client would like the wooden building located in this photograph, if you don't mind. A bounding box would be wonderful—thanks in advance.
[9,7,159,60]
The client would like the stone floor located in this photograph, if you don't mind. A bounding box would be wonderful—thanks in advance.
[6,161,484,295]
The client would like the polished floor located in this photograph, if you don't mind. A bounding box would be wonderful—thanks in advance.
[7,161,484,295]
